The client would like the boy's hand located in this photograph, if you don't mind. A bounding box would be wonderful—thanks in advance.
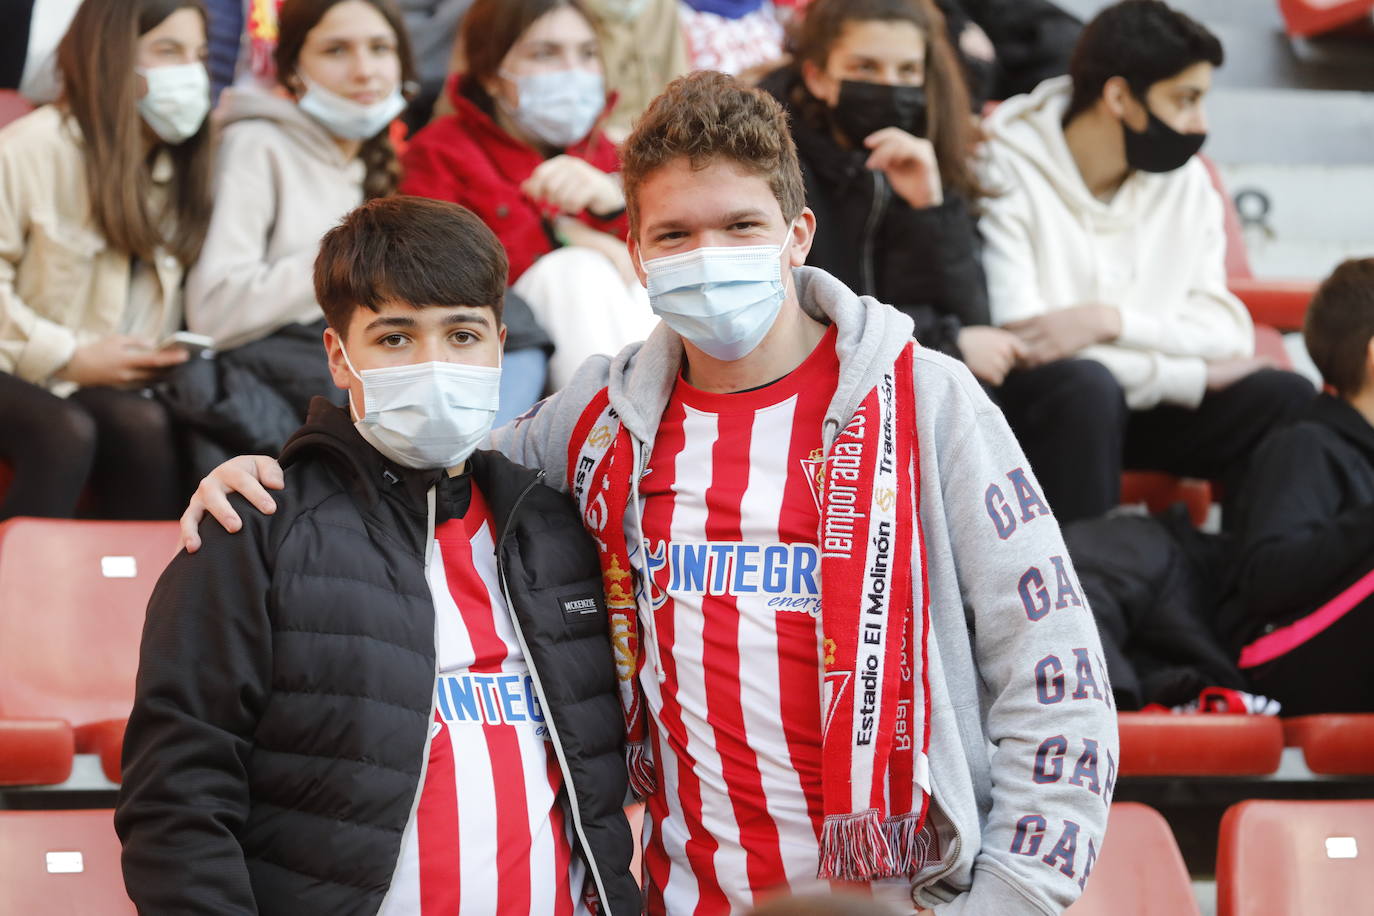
[1005,305,1121,367]
[180,456,285,553]
[957,325,1026,387]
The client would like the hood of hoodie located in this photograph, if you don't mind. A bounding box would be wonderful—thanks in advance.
[603,266,915,451]
[214,86,357,170]
[983,75,1133,222]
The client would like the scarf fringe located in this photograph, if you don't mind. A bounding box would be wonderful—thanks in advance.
[626,741,657,798]
[818,809,895,881]
[884,812,930,877]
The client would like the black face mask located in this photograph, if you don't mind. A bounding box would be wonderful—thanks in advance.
[831,80,928,147]
[1122,107,1206,173]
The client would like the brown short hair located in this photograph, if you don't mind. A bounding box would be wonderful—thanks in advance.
[620,71,805,237]
[1304,258,1374,397]
[315,197,508,336]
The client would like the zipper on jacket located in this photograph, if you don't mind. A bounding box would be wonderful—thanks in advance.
[859,170,890,297]
[494,471,618,914]
[378,486,442,913]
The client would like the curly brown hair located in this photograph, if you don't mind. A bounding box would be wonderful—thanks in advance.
[1305,258,1374,397]
[620,71,805,237]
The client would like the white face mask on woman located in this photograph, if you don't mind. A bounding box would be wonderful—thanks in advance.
[501,69,605,148]
[342,347,502,470]
[298,75,407,140]
[136,62,211,144]
[640,240,791,362]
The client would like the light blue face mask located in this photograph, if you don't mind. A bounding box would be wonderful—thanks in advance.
[640,242,788,362]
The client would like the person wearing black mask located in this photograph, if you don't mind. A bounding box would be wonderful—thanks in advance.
[978,0,1315,525]
[760,0,1029,390]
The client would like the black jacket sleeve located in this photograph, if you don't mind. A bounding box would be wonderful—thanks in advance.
[884,194,990,355]
[115,496,277,915]
[1228,428,1374,632]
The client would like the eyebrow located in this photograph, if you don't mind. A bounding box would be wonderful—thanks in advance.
[362,309,493,333]
[644,208,772,235]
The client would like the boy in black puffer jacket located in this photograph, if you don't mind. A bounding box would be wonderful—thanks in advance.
[116,197,640,915]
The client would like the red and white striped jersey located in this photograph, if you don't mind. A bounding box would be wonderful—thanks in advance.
[634,328,914,913]
[380,484,590,916]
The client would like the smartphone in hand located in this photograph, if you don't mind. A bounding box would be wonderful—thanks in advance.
[159,331,217,359]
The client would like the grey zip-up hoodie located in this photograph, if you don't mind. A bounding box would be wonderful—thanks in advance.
[186,88,366,350]
[490,266,1118,914]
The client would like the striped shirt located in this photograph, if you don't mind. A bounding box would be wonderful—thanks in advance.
[380,483,590,916]
[634,328,914,913]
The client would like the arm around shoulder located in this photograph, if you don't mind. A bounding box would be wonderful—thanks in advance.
[116,497,278,913]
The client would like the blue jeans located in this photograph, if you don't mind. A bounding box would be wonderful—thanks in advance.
[496,347,549,427]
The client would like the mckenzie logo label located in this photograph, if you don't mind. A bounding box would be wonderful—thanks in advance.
[559,593,602,622]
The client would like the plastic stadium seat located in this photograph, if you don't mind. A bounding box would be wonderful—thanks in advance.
[0,518,180,785]
[1278,0,1374,38]
[1068,803,1199,915]
[1218,799,1374,915]
[1117,712,1284,776]
[1283,714,1374,775]
[0,810,135,914]
[1118,472,1213,527]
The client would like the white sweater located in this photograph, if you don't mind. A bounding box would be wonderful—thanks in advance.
[979,76,1253,409]
[186,88,366,350]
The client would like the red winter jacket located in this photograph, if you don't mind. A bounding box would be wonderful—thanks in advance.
[400,76,628,282]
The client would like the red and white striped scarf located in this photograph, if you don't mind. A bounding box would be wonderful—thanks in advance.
[566,343,932,880]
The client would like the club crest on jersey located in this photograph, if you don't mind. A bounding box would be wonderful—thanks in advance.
[801,447,825,511]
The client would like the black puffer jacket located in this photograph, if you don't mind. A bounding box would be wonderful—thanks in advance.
[759,65,990,360]
[117,401,639,915]
[1063,508,1245,710]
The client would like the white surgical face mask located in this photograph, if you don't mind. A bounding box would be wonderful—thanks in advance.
[298,75,406,140]
[136,62,210,144]
[501,69,604,148]
[641,241,789,362]
[342,347,501,470]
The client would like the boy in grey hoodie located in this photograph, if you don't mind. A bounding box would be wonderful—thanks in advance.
[183,72,1116,914]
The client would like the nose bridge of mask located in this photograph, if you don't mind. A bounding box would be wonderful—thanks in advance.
[642,243,785,301]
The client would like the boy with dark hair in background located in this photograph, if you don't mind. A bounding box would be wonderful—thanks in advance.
[1222,258,1374,715]
[979,0,1313,524]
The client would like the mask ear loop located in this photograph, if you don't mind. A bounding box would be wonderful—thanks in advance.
[339,343,366,421]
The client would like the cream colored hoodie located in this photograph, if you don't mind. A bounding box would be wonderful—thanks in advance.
[979,76,1253,410]
[186,88,365,351]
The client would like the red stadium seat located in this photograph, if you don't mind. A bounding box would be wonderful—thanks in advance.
[1117,712,1284,776]
[0,518,180,785]
[0,810,135,914]
[1218,799,1374,915]
[1068,803,1199,915]
[1278,0,1374,38]
[1283,714,1374,775]
[1118,472,1213,527]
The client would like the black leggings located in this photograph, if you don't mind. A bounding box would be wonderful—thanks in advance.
[0,372,185,521]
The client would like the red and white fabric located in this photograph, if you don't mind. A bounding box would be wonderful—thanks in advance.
[678,2,785,76]
[632,329,913,913]
[379,485,589,916]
